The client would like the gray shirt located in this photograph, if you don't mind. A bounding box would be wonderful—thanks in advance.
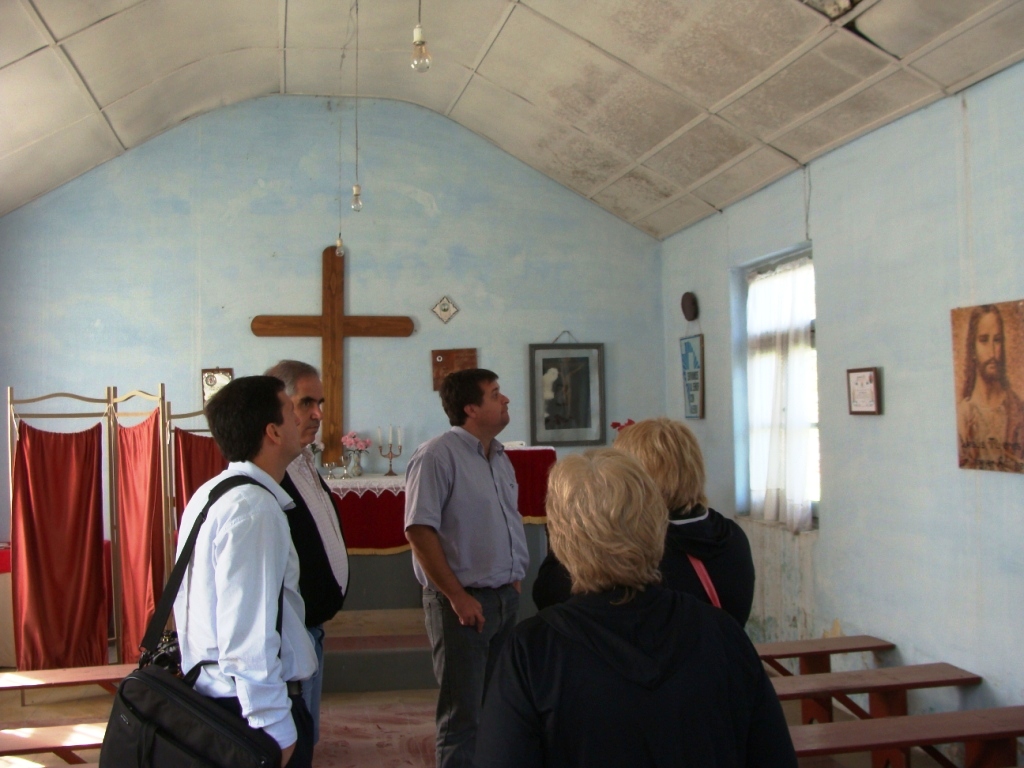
[404,427,529,589]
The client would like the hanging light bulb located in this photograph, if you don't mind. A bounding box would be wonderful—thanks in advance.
[336,236,343,257]
[351,184,363,212]
[411,23,432,72]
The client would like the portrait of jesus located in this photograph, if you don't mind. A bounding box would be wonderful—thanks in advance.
[951,300,1024,473]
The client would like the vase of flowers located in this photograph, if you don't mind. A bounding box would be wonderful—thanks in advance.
[341,431,372,477]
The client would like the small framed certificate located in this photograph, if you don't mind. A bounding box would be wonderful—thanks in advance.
[202,368,233,404]
[847,367,881,415]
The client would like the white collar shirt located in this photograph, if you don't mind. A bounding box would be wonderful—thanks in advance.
[173,461,317,749]
[286,447,349,592]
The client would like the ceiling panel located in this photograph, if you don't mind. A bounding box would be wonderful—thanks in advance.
[720,30,893,139]
[285,49,469,115]
[908,2,1024,90]
[0,114,121,217]
[0,2,48,68]
[0,49,96,158]
[644,117,757,188]
[33,0,144,41]
[524,0,828,106]
[853,0,1003,59]
[478,6,702,158]
[635,194,716,239]
[692,147,798,209]
[451,75,631,196]
[62,0,278,106]
[771,68,941,162]
[591,167,680,221]
[104,50,279,148]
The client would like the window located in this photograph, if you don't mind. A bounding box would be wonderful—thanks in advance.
[746,255,819,532]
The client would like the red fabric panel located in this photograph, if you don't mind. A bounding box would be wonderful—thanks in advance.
[11,422,107,670]
[330,491,408,552]
[0,548,10,574]
[173,429,227,524]
[507,448,556,520]
[116,410,164,663]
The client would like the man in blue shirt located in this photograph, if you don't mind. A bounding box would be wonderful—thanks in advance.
[405,369,529,768]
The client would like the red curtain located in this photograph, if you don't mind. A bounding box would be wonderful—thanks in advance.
[116,410,164,663]
[173,429,226,524]
[11,422,107,670]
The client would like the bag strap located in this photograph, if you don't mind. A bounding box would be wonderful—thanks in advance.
[686,553,722,609]
[141,475,270,654]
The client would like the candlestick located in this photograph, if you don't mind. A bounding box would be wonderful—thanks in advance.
[378,439,404,477]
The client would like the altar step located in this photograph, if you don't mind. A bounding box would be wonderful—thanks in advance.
[321,609,437,693]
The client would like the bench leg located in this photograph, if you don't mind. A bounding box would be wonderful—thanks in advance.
[799,655,833,724]
[964,737,1017,768]
[52,748,88,764]
[868,690,909,768]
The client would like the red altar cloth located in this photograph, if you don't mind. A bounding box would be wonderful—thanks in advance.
[330,447,555,554]
[0,548,9,574]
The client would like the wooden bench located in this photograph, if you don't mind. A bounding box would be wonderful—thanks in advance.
[790,705,1024,768]
[0,721,105,764]
[756,635,896,676]
[0,663,134,702]
[772,661,982,723]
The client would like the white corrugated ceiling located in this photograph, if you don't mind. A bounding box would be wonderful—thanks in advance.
[2,0,1023,238]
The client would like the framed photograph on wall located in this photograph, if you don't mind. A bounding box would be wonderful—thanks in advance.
[679,334,704,419]
[528,343,606,446]
[847,367,881,415]
[202,368,233,404]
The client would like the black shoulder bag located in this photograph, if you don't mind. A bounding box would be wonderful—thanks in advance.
[100,475,285,768]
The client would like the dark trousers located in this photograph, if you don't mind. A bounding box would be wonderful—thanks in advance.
[423,584,520,768]
[214,691,314,768]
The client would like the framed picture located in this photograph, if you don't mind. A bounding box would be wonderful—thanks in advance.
[679,334,704,419]
[847,367,881,415]
[528,343,606,446]
[202,368,233,404]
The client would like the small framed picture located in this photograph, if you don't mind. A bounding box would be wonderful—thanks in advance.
[202,368,233,404]
[528,343,606,447]
[680,334,704,419]
[847,367,881,415]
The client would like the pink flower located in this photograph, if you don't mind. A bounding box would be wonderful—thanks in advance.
[341,431,373,452]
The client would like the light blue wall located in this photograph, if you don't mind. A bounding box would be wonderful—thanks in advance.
[0,96,663,540]
[662,59,1024,709]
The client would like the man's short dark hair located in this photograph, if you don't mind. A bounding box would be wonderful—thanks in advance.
[265,360,319,395]
[205,376,286,462]
[440,368,499,426]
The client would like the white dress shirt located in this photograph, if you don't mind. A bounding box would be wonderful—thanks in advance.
[287,446,349,592]
[173,462,317,749]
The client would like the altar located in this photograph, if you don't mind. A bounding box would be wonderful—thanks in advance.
[325,447,555,555]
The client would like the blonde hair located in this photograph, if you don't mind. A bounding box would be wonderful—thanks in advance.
[614,417,708,512]
[545,449,668,596]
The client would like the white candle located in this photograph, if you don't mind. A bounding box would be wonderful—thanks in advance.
[389,424,393,444]
[377,426,382,446]
[398,426,403,446]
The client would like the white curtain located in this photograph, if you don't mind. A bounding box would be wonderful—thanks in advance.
[747,256,818,533]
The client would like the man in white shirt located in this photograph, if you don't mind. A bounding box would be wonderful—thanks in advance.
[266,360,350,745]
[174,375,318,767]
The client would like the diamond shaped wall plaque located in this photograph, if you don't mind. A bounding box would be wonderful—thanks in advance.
[432,296,459,324]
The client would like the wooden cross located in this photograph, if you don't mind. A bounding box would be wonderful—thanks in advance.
[251,244,414,463]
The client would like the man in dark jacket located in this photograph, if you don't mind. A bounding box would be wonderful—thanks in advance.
[477,449,795,768]
[533,417,754,626]
[266,360,350,746]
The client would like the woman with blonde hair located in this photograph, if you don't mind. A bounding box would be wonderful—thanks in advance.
[533,418,755,627]
[475,449,795,767]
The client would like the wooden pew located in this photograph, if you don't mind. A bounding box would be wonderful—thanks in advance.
[772,661,982,721]
[756,634,896,724]
[756,635,896,676]
[0,663,134,701]
[0,721,105,764]
[790,705,1024,768]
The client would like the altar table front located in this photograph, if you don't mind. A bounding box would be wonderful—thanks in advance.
[326,447,556,555]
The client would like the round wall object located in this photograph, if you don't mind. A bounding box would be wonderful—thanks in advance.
[681,292,699,321]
